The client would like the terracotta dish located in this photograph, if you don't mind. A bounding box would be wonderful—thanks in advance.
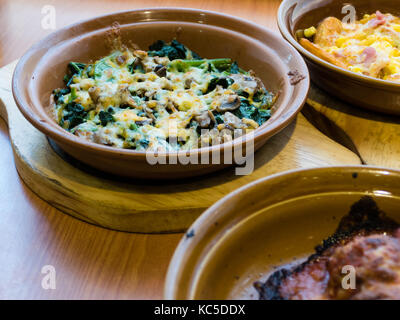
[12,8,308,179]
[278,0,400,115]
[165,166,400,299]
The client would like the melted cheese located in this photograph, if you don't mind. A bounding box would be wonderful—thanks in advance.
[53,45,274,151]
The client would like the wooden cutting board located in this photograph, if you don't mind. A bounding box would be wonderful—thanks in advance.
[305,85,400,169]
[0,61,361,233]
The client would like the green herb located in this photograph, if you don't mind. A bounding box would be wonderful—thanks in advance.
[70,87,78,101]
[168,58,232,72]
[129,122,138,131]
[94,60,111,79]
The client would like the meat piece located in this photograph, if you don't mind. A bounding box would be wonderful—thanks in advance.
[362,47,377,65]
[327,233,400,300]
[255,196,400,300]
[368,11,387,28]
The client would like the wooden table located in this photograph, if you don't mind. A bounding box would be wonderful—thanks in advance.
[0,0,283,300]
[0,0,398,299]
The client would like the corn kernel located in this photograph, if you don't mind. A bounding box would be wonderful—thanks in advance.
[304,26,317,38]
[391,49,400,57]
[349,66,363,73]
[335,37,347,47]
[386,63,400,75]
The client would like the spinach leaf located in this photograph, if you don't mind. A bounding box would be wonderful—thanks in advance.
[230,61,240,74]
[148,39,202,61]
[53,88,70,103]
[235,89,249,99]
[261,93,275,108]
[64,62,86,87]
[128,60,145,74]
[213,112,224,124]
[68,62,86,75]
[234,99,271,126]
[62,102,87,129]
[138,138,149,149]
[99,110,115,126]
[234,99,257,119]
[149,40,166,51]
[254,109,271,125]
[206,77,233,93]
[170,40,187,59]
[253,90,263,103]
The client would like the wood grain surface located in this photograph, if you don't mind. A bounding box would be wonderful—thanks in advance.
[0,0,389,300]
[0,58,360,234]
[0,0,282,300]
[306,86,400,168]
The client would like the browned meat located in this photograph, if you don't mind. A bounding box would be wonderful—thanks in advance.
[255,197,400,300]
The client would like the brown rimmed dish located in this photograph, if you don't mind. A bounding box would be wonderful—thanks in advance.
[278,0,400,115]
[12,8,309,179]
[165,166,400,299]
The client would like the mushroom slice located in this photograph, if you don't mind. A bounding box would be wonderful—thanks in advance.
[217,95,241,112]
[194,111,212,128]
[74,130,95,142]
[143,106,157,121]
[154,64,167,77]
[136,118,153,126]
[133,50,148,59]
[230,74,258,92]
[184,78,193,89]
[222,112,242,129]
[207,110,216,125]
[88,86,101,104]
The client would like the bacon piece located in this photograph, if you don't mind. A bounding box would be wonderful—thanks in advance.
[368,11,387,28]
[362,47,377,65]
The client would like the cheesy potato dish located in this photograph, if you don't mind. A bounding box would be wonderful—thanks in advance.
[300,11,400,82]
[52,40,275,151]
